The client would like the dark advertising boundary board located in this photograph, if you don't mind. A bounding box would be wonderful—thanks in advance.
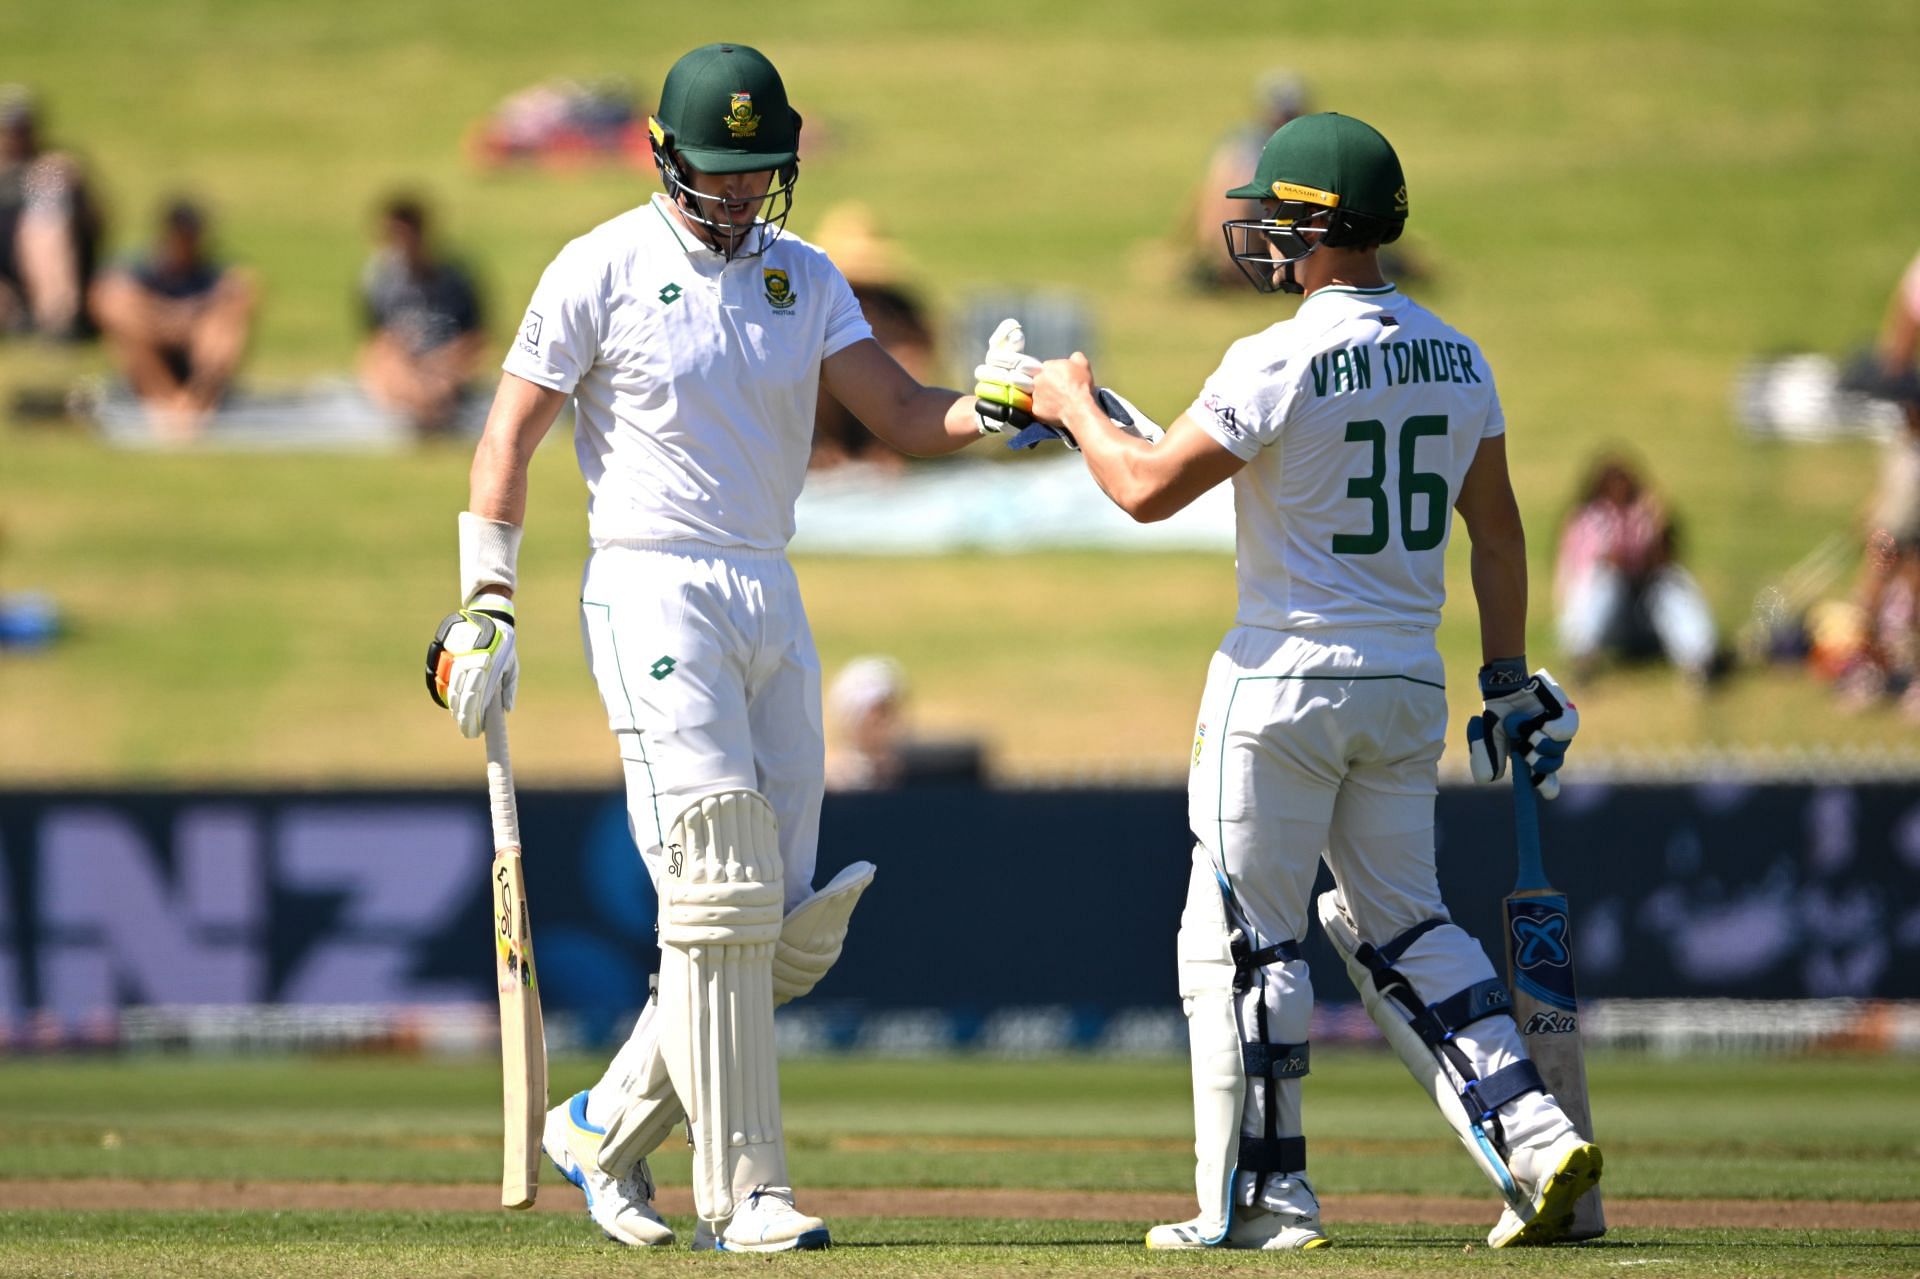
[1,780,1915,1035]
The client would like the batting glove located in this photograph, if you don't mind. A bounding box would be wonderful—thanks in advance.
[973,317,1040,435]
[1465,661,1579,800]
[425,592,517,738]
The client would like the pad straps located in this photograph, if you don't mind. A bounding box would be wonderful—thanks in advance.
[1355,918,1542,1155]
[1237,1135,1307,1176]
[1228,927,1310,1189]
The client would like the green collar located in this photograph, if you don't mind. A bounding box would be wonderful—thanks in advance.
[1307,283,1398,300]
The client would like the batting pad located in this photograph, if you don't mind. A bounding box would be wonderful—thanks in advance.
[1175,860,1245,1242]
[593,1011,684,1180]
[1316,889,1539,1211]
[773,860,876,1006]
[658,790,787,1225]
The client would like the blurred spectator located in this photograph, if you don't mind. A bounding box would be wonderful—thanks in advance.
[358,194,485,433]
[825,655,909,790]
[810,203,930,472]
[1554,453,1720,684]
[465,78,651,171]
[1829,253,1920,713]
[0,86,103,340]
[1875,249,1920,430]
[91,198,256,438]
[824,654,987,789]
[1186,71,1313,291]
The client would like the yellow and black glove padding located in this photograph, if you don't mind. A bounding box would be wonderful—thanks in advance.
[425,592,517,738]
[973,316,1040,433]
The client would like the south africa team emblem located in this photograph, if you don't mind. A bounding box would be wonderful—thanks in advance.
[763,268,796,311]
[725,92,761,138]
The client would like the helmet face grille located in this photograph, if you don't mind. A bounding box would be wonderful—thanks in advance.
[1221,204,1330,295]
[652,133,800,262]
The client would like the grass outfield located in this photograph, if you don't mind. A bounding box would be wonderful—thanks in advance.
[0,1051,1915,1275]
[4,1052,1916,1200]
[3,1,1920,782]
[1,1214,1913,1279]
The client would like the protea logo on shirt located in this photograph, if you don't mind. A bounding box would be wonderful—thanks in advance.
[763,268,796,311]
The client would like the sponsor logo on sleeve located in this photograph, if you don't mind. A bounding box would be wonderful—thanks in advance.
[1202,393,1244,439]
[519,311,543,354]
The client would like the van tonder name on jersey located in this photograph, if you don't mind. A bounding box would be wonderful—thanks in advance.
[1308,338,1484,397]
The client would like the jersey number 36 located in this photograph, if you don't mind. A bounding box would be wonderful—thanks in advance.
[1333,414,1449,555]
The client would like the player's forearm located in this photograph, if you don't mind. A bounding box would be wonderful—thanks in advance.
[1070,399,1165,519]
[869,385,979,457]
[1470,537,1529,661]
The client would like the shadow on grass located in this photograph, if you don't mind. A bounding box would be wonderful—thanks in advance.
[835,1234,1920,1252]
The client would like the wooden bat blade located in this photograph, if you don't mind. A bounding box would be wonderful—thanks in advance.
[1505,886,1606,1240]
[495,843,547,1209]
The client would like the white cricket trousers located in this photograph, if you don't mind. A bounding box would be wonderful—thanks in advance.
[1184,623,1567,1190]
[1187,623,1468,968]
[579,540,823,907]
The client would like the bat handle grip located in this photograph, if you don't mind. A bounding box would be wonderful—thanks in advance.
[1509,755,1547,890]
[484,702,521,852]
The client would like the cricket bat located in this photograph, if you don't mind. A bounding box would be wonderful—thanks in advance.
[485,707,547,1209]
[1505,765,1605,1240]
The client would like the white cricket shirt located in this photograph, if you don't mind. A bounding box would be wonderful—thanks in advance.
[1187,284,1505,633]
[504,194,873,550]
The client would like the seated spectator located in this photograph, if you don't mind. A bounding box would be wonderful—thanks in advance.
[824,654,986,789]
[91,199,256,438]
[1830,252,1920,713]
[1555,454,1720,684]
[358,195,485,433]
[810,203,930,472]
[825,655,909,790]
[0,86,103,340]
[1186,71,1312,291]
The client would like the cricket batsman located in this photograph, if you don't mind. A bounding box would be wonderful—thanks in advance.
[424,42,1031,1251]
[1025,113,1601,1249]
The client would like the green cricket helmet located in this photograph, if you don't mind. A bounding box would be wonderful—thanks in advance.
[648,43,802,259]
[1221,112,1408,295]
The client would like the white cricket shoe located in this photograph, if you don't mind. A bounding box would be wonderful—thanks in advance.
[1146,1175,1328,1251]
[1488,1128,1603,1248]
[690,1186,830,1253]
[542,1090,674,1247]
